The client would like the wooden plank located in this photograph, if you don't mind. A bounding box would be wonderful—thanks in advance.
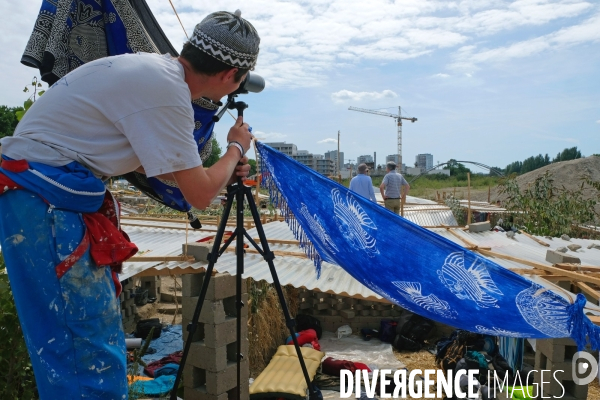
[252,238,299,245]
[444,227,491,250]
[127,256,195,262]
[134,266,205,278]
[573,282,600,300]
[120,222,218,232]
[554,263,600,272]
[518,230,550,247]
[477,249,600,287]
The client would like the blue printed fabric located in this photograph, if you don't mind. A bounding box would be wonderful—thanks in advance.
[256,142,600,351]
[22,0,218,213]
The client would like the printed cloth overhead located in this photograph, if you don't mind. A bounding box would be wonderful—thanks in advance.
[256,141,600,351]
[22,0,218,213]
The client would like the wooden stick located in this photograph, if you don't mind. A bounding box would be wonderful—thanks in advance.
[467,172,472,225]
[252,238,299,245]
[477,249,600,286]
[554,263,600,272]
[518,230,550,247]
[121,222,218,231]
[443,227,490,250]
[488,186,491,203]
[573,282,600,300]
[128,256,195,262]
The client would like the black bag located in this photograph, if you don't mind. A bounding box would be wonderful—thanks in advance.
[295,314,323,339]
[393,314,435,351]
[135,318,162,339]
[393,334,423,351]
[398,314,435,342]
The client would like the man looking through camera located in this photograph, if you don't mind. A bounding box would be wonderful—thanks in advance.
[0,10,259,399]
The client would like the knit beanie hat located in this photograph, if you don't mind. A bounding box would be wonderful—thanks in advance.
[189,10,260,70]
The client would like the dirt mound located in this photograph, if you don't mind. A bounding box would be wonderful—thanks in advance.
[471,156,600,207]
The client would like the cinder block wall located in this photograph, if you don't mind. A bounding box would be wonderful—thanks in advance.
[120,278,137,334]
[534,338,589,399]
[181,273,249,400]
[297,289,402,333]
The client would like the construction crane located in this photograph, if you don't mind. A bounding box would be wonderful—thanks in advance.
[348,106,417,168]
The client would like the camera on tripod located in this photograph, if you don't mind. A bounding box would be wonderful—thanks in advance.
[213,72,265,121]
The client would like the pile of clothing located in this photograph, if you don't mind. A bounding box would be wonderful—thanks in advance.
[435,330,532,400]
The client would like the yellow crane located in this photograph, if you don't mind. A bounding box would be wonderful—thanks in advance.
[348,106,417,167]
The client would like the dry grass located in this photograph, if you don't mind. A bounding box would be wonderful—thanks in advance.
[247,279,299,377]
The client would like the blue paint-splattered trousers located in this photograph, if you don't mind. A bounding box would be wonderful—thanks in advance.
[0,190,127,399]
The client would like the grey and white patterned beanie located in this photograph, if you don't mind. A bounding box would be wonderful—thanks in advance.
[190,10,260,70]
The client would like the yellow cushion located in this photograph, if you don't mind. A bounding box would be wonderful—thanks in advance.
[250,345,324,398]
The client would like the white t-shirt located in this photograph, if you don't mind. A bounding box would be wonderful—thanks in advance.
[1,53,200,178]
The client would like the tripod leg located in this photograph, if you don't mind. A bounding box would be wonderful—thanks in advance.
[235,179,245,400]
[170,189,237,400]
[243,186,322,400]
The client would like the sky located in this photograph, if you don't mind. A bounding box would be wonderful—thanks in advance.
[0,0,599,171]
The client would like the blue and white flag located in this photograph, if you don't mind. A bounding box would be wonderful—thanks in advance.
[257,141,599,351]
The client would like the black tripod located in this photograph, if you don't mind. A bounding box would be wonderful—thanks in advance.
[171,103,321,400]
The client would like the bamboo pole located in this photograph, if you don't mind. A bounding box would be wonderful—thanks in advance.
[488,186,491,203]
[128,256,195,262]
[467,172,472,225]
[400,185,405,217]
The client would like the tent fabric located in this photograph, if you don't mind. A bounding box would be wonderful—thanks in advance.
[256,141,600,351]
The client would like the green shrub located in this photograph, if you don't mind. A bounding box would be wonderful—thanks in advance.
[498,172,599,238]
[0,253,38,399]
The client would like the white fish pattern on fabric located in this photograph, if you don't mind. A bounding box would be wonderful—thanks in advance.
[298,203,338,263]
[331,189,379,258]
[475,325,526,338]
[393,281,457,319]
[516,284,570,338]
[438,252,503,308]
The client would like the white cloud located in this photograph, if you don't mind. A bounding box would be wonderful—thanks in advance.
[331,89,397,103]
[318,138,338,144]
[252,130,287,140]
[450,9,600,71]
[596,120,600,124]
[433,73,450,78]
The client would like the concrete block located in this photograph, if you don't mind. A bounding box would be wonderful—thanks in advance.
[353,304,365,311]
[183,242,211,262]
[536,339,565,362]
[343,297,358,305]
[332,302,348,311]
[370,310,381,317]
[381,310,392,317]
[359,310,370,316]
[182,273,241,300]
[468,221,491,233]
[299,301,312,309]
[182,297,227,324]
[187,340,249,373]
[340,310,355,319]
[546,250,581,264]
[323,309,338,316]
[313,292,329,299]
[313,302,329,311]
[325,298,339,306]
[360,300,374,306]
[182,316,246,347]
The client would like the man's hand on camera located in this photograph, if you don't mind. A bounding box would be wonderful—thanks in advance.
[227,116,252,157]
[227,156,251,185]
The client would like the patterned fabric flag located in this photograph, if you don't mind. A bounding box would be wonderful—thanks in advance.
[257,142,600,351]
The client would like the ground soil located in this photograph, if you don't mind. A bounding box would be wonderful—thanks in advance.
[415,156,600,209]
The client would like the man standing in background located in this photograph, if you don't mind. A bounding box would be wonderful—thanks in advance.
[380,161,410,214]
[349,163,377,202]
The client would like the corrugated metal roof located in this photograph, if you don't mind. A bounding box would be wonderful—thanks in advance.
[120,215,600,306]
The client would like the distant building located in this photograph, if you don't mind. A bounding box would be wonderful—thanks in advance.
[386,154,400,165]
[264,142,298,156]
[357,154,373,164]
[415,153,433,171]
[324,150,344,175]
